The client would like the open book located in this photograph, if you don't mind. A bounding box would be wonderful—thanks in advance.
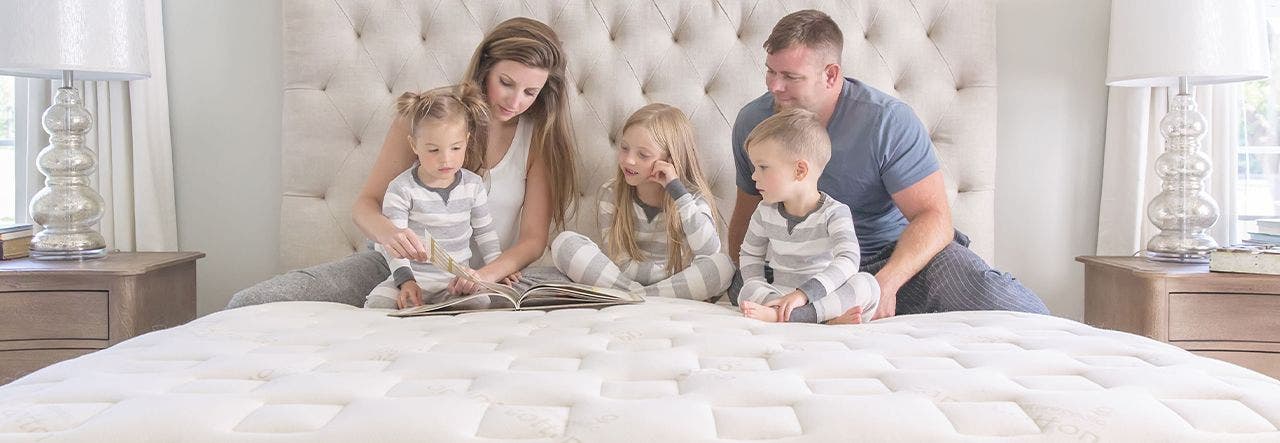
[389,239,643,317]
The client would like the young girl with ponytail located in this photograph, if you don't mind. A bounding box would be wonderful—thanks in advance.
[364,83,503,309]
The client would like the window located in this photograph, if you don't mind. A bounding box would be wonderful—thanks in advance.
[0,75,15,226]
[1236,11,1280,241]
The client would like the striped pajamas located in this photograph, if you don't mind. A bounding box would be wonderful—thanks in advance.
[739,194,880,323]
[365,167,501,309]
[727,230,1050,317]
[551,180,734,302]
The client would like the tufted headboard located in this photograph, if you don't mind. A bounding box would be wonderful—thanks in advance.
[280,0,996,271]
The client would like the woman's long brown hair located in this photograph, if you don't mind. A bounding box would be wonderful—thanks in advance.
[462,17,578,229]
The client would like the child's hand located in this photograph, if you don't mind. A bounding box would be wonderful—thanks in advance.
[764,289,809,322]
[397,280,423,309]
[647,160,677,186]
[377,227,430,262]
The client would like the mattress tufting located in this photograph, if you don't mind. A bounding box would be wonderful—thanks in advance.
[1,298,1279,442]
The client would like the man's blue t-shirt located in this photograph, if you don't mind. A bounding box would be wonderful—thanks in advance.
[732,78,939,259]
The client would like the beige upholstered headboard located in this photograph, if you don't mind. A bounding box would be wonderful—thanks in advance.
[280,0,996,271]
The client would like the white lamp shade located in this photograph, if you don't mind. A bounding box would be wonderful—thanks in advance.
[1107,0,1271,87]
[0,0,150,81]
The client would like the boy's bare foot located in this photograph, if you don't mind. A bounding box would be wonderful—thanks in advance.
[825,306,864,325]
[741,301,780,322]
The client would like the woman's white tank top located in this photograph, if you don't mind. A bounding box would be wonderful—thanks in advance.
[470,117,531,268]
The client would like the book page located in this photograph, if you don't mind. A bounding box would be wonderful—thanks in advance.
[520,282,643,306]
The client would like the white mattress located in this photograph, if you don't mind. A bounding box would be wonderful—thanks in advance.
[1,298,1278,442]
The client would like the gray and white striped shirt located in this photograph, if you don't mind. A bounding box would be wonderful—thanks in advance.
[740,193,861,301]
[597,179,721,283]
[381,166,501,287]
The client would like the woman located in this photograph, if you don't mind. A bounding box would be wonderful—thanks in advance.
[228,17,577,308]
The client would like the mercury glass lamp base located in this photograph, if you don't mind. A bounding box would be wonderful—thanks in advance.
[28,77,110,261]
[1141,78,1219,266]
[30,247,108,260]
[1143,249,1209,264]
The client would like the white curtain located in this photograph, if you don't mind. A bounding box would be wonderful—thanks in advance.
[1096,85,1240,255]
[16,0,176,252]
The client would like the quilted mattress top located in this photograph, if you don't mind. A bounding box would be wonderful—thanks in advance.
[2,298,1279,442]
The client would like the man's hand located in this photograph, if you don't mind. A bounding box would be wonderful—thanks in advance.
[875,171,952,320]
[397,280,423,309]
[764,289,808,322]
[872,281,898,320]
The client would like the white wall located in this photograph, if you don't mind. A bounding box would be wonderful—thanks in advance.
[163,0,282,315]
[996,0,1111,320]
[162,0,1113,318]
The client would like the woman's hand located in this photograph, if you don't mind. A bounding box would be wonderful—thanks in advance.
[501,271,522,286]
[447,267,501,295]
[376,227,430,262]
[397,280,423,309]
[447,277,478,295]
[647,160,677,186]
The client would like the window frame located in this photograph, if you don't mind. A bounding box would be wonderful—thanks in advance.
[0,75,22,225]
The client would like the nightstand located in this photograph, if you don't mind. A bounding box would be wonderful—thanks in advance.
[0,252,204,384]
[1078,255,1280,379]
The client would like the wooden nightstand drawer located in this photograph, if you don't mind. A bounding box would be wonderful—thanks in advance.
[0,252,203,385]
[0,291,109,341]
[1192,351,1280,376]
[1169,293,1280,342]
[1081,256,1280,379]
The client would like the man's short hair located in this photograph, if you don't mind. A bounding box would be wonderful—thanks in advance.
[744,108,832,170]
[764,9,843,64]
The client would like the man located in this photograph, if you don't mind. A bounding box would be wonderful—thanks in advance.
[728,10,1048,322]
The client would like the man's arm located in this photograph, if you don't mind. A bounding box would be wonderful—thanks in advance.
[873,170,952,319]
[728,189,763,265]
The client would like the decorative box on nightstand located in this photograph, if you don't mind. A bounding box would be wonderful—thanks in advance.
[0,252,204,384]
[1078,255,1280,379]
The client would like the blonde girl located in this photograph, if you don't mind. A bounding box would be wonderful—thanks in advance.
[550,103,733,301]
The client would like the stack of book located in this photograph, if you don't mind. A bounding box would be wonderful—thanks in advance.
[0,224,33,260]
[1209,219,1280,275]
[1245,218,1280,245]
[1210,243,1280,275]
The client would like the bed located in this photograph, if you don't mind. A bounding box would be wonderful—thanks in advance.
[2,0,1279,441]
[3,298,1280,441]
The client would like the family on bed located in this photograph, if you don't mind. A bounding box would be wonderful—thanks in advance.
[229,10,1049,324]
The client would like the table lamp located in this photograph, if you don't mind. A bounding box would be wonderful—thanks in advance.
[1106,0,1271,263]
[0,0,150,259]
